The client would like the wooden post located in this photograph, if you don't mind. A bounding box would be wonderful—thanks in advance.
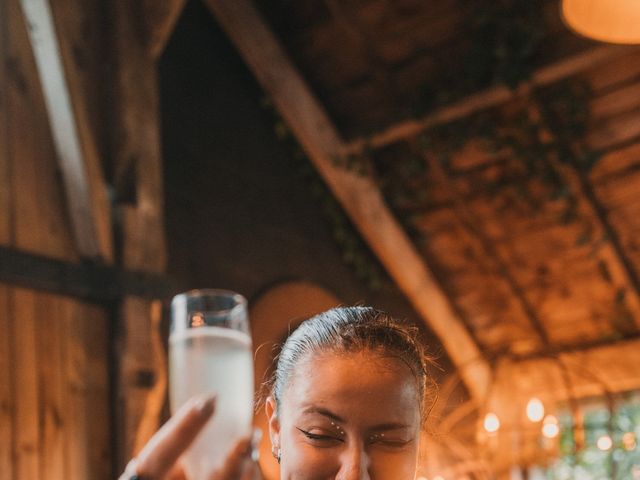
[204,0,491,402]
[111,0,169,468]
[37,294,65,480]
[0,1,14,474]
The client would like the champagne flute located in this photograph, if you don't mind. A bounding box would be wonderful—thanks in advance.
[169,289,254,479]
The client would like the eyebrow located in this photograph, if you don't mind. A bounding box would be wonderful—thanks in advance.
[301,407,411,431]
[302,406,346,423]
[370,423,412,432]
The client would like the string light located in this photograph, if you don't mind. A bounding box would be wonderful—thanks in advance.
[623,432,637,451]
[483,412,500,433]
[597,435,613,451]
[526,398,545,422]
[542,415,560,439]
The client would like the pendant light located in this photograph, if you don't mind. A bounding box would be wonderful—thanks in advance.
[562,0,640,44]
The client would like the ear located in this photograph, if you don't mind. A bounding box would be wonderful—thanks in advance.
[266,395,281,448]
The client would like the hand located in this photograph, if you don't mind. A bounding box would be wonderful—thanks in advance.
[119,395,259,480]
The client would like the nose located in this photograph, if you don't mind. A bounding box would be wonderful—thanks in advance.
[336,443,370,480]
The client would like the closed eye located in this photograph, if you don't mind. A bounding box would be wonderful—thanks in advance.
[296,427,344,444]
[370,437,414,449]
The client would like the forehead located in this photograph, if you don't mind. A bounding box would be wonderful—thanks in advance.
[281,350,421,426]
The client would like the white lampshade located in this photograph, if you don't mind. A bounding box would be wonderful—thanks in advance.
[562,0,640,44]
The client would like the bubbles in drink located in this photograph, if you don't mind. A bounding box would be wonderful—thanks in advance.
[170,327,254,478]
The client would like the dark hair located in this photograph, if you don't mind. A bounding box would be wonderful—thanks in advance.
[269,306,437,422]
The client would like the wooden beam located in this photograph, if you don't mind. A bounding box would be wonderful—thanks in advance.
[497,335,640,400]
[426,153,550,351]
[139,0,187,59]
[529,103,640,331]
[345,45,640,155]
[204,0,491,402]
[0,245,179,302]
[18,0,113,262]
[552,158,640,330]
[111,0,169,468]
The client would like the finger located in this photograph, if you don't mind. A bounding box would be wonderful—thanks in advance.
[165,461,188,480]
[239,461,258,480]
[136,395,216,479]
[118,459,139,480]
[209,436,252,480]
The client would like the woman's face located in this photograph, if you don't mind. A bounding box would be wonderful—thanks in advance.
[266,350,422,480]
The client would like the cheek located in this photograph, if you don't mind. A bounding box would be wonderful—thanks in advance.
[280,441,337,480]
[370,446,419,479]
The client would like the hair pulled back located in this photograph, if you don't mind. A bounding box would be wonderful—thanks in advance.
[269,306,436,421]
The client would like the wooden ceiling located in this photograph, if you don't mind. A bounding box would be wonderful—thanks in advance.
[214,0,640,390]
[254,0,594,137]
[17,0,633,404]
[203,0,640,401]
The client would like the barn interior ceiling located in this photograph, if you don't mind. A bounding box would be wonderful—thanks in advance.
[222,0,640,378]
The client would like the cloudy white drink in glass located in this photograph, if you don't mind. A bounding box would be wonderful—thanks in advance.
[169,290,254,479]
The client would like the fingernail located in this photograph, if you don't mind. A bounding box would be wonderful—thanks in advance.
[251,428,263,462]
[195,394,216,418]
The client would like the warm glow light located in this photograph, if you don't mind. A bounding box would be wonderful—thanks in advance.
[597,434,613,451]
[562,0,640,45]
[542,423,559,439]
[484,412,500,433]
[623,432,637,451]
[433,476,445,480]
[526,398,545,422]
[542,415,560,438]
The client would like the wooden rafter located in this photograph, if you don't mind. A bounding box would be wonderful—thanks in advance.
[18,0,113,262]
[345,45,640,156]
[528,104,640,331]
[203,0,491,402]
[139,0,187,59]
[499,335,640,400]
[426,153,550,350]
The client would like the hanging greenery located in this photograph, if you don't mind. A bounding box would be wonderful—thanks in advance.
[261,98,387,291]
[417,0,548,113]
[261,2,602,295]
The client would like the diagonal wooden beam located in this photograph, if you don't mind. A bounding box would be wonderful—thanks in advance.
[18,0,113,262]
[139,0,188,59]
[345,45,640,156]
[203,0,491,402]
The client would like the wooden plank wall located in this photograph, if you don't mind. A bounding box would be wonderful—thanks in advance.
[0,0,111,478]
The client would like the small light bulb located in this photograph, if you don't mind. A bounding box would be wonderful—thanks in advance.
[526,398,545,422]
[623,432,637,451]
[597,435,613,451]
[542,422,559,439]
[484,412,500,433]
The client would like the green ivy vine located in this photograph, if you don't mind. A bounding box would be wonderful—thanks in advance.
[260,2,606,299]
[417,0,548,113]
[261,98,387,291]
